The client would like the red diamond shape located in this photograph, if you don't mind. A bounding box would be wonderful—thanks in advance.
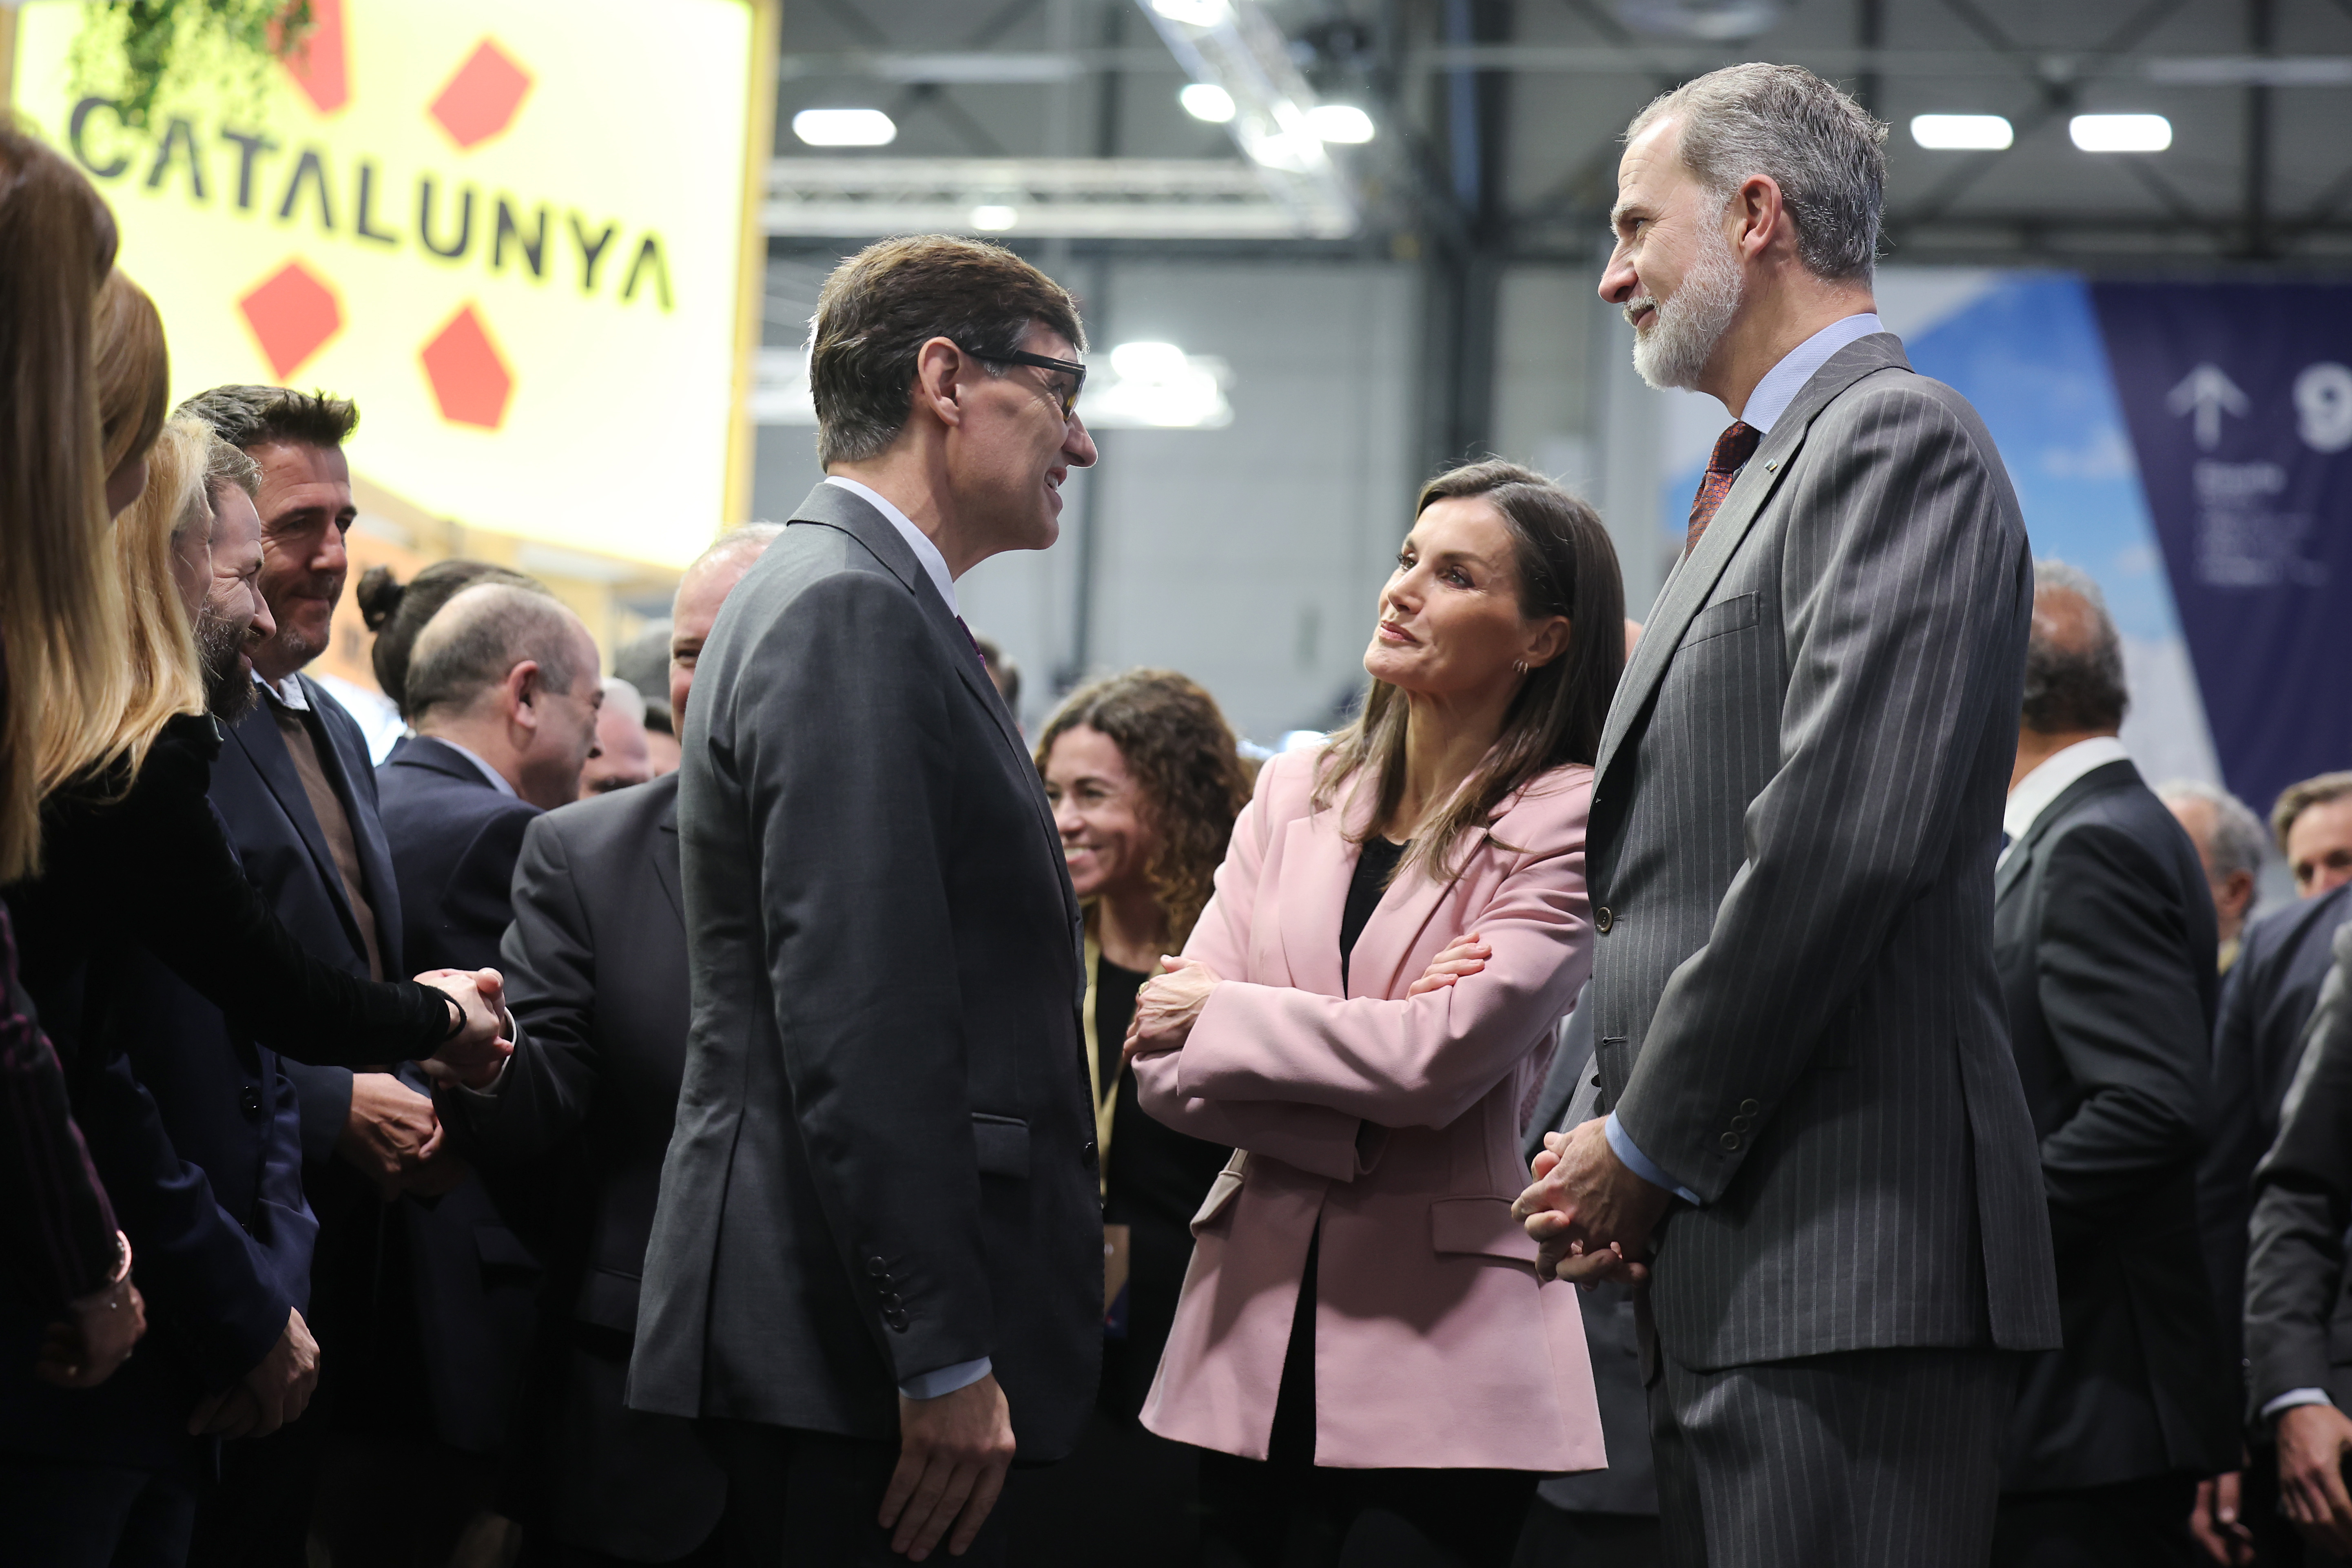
[428,39,532,150]
[421,304,515,430]
[237,260,343,380]
[273,0,349,116]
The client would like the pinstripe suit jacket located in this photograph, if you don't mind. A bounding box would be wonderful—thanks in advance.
[1588,332,2062,1371]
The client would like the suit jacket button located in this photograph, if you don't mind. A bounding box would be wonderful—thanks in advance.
[1719,1132,1741,1151]
[1739,1098,1761,1115]
[1595,907,1614,934]
[884,1309,910,1333]
[1081,1140,1099,1172]
[867,1256,890,1278]
[239,1085,264,1119]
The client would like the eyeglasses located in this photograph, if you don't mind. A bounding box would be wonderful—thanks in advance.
[961,344,1087,419]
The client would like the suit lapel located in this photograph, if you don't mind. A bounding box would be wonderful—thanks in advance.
[1276,807,1352,1001]
[1995,759,2139,905]
[652,785,685,924]
[299,676,404,967]
[791,483,1077,924]
[1594,334,1913,791]
[226,703,367,956]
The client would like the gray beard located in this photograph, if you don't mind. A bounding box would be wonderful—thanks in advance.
[197,606,260,725]
[1630,228,1745,392]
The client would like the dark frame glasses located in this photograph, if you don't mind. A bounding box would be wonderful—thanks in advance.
[960,344,1087,418]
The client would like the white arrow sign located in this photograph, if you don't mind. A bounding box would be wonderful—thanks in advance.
[2166,363,2251,450]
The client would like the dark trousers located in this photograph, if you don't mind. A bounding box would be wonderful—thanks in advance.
[1511,1503,1664,1568]
[1195,1230,1538,1568]
[0,1453,199,1568]
[704,1420,1009,1568]
[1650,1344,2014,1568]
[1991,1473,2201,1568]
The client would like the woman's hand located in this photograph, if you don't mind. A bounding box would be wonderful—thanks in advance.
[35,1233,146,1388]
[1407,932,1489,997]
[415,968,513,1089]
[1123,957,1223,1066]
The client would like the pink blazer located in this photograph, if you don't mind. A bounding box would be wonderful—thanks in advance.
[1133,747,1605,1472]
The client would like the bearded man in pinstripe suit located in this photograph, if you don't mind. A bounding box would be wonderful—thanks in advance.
[1513,64,2062,1566]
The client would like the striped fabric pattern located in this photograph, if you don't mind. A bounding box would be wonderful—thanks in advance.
[1586,333,2062,1374]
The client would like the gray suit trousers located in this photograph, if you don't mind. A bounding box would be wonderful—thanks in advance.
[1651,1345,2016,1568]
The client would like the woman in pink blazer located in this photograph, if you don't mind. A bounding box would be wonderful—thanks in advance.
[1124,460,1628,1566]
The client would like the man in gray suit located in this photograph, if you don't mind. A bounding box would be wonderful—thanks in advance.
[630,236,1102,1566]
[1514,63,2060,1566]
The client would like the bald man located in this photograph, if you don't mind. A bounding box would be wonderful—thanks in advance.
[432,526,780,1564]
[1989,562,2235,1565]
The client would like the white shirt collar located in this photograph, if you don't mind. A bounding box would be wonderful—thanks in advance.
[253,670,310,712]
[824,475,959,617]
[2000,735,2133,865]
[429,735,520,800]
[1739,312,1885,434]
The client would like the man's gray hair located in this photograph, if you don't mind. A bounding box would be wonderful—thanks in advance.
[1625,63,1888,281]
[203,432,260,500]
[2023,559,2128,733]
[407,582,590,721]
[2157,778,2268,881]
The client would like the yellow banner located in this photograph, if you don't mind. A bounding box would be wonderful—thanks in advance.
[9,0,767,569]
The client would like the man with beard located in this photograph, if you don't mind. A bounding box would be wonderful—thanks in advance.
[1512,64,2058,1567]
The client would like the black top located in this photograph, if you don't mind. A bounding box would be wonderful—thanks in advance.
[1094,952,1146,1099]
[7,714,454,1071]
[1340,837,1408,992]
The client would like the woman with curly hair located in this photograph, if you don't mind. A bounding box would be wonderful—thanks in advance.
[1021,668,1251,1560]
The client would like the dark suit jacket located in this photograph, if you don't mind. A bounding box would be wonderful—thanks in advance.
[376,736,544,1453]
[438,774,726,1560]
[211,677,406,1162]
[1587,333,2060,1369]
[2202,880,2352,1400]
[2246,924,2352,1416]
[1993,756,2236,1491]
[1524,996,1657,1519]
[631,482,1101,1461]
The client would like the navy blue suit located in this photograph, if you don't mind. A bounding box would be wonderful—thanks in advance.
[374,736,543,1455]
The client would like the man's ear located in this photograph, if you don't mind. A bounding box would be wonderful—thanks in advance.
[912,336,969,430]
[506,660,543,728]
[1732,173,1786,262]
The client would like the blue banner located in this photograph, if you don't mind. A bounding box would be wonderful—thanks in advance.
[2090,282,2352,818]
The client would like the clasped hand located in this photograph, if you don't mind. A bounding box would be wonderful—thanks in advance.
[1514,1120,1670,1287]
[415,966,513,1089]
[1121,957,1221,1067]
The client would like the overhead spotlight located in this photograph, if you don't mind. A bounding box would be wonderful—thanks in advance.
[1151,0,1230,25]
[969,204,1019,232]
[791,108,897,148]
[1179,83,1236,123]
[2070,113,2172,153]
[1110,341,1191,381]
[1910,114,2013,151]
[1092,341,1232,429]
[1306,104,1375,144]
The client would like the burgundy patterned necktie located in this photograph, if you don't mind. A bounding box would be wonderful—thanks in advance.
[1685,420,1762,559]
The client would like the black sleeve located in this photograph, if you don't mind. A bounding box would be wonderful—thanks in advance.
[439,814,598,1166]
[0,911,121,1311]
[92,723,452,1068]
[2248,940,2352,1414]
[2032,822,2212,1230]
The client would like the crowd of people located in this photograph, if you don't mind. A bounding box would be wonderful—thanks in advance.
[9,55,2352,1568]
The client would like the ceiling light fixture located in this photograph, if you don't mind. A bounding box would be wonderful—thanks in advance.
[1306,104,1375,144]
[1910,113,2013,151]
[1179,82,1236,123]
[2069,113,2172,153]
[1150,0,1231,26]
[1091,341,1233,429]
[791,108,897,148]
[968,203,1019,231]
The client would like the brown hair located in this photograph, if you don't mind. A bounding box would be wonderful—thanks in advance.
[94,270,168,482]
[2273,771,2352,854]
[1035,669,1253,950]
[0,127,121,880]
[354,558,548,718]
[174,383,359,452]
[1315,460,1626,883]
[808,235,1084,467]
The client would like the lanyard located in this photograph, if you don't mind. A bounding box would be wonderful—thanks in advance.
[1080,933,1116,1202]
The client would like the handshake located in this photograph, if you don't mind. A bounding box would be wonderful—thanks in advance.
[416,966,514,1090]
